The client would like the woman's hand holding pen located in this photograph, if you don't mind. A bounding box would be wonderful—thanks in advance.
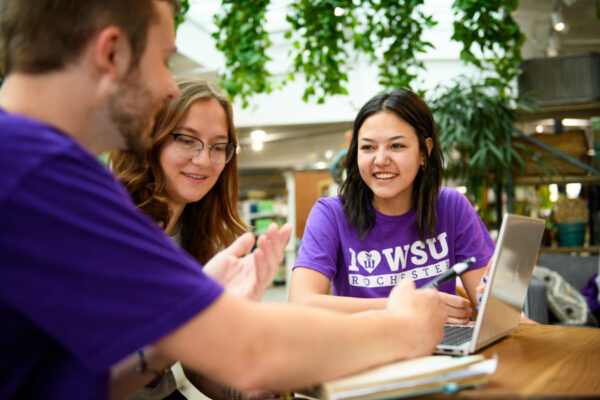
[438,292,472,325]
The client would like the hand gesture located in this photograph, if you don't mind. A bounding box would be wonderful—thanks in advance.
[203,223,293,301]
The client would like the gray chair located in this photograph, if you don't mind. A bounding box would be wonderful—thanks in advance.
[525,253,598,326]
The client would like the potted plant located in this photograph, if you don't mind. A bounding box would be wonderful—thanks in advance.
[554,196,589,247]
[428,76,535,226]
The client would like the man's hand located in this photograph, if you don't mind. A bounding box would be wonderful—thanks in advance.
[438,291,472,325]
[203,223,293,301]
[386,280,446,357]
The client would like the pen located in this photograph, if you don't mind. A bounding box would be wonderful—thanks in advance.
[420,257,476,289]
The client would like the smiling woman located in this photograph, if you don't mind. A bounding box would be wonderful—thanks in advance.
[289,88,495,326]
[109,77,246,264]
[157,97,235,234]
[109,77,252,399]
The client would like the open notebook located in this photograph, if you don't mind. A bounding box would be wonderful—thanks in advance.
[435,213,545,355]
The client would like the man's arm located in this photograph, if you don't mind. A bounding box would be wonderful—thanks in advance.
[155,279,446,392]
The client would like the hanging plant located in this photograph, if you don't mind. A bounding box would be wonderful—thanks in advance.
[285,0,358,104]
[212,0,273,107]
[174,0,190,30]
[451,0,524,91]
[211,0,433,105]
[355,0,436,94]
[207,0,524,108]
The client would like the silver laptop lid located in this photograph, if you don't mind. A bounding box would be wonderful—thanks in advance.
[470,213,545,352]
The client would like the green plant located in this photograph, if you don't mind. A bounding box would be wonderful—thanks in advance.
[355,0,436,94]
[285,0,435,102]
[175,0,190,29]
[212,0,273,107]
[426,0,529,224]
[451,0,524,92]
[208,0,527,111]
[212,0,435,106]
[285,0,357,103]
[429,77,534,223]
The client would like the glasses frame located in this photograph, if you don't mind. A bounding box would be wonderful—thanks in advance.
[169,132,236,164]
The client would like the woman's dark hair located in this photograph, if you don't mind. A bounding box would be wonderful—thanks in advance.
[339,88,444,241]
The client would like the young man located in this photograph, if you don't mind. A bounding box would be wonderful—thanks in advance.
[0,1,447,399]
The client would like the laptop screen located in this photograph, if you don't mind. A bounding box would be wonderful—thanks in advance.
[471,213,546,351]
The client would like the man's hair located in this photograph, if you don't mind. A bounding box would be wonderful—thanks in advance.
[109,77,248,264]
[0,0,180,75]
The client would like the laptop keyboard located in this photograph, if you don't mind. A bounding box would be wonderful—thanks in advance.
[440,325,474,346]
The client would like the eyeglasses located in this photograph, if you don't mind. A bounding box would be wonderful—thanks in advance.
[170,132,236,164]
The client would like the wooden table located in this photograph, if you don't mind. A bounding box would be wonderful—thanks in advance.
[422,324,600,399]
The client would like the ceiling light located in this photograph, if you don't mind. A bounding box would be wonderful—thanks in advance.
[535,125,544,133]
[325,150,334,159]
[315,161,328,169]
[552,5,567,32]
[252,141,263,151]
[250,129,266,141]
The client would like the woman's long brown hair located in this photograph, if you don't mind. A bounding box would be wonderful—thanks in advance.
[109,77,247,263]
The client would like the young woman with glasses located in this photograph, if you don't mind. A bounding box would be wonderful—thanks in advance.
[110,78,276,400]
[111,77,245,266]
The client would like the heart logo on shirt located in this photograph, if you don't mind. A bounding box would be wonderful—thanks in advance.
[357,251,381,274]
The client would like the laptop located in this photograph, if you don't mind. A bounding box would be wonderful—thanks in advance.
[435,213,545,355]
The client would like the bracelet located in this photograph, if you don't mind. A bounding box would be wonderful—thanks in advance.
[134,349,169,378]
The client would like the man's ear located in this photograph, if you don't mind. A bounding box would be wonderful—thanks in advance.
[92,26,132,81]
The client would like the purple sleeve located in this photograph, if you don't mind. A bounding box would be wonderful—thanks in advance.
[293,198,341,280]
[0,152,223,373]
[447,189,495,272]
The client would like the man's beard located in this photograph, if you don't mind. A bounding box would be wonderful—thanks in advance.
[108,71,158,153]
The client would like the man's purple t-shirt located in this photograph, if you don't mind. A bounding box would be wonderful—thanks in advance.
[0,111,224,399]
[294,188,494,297]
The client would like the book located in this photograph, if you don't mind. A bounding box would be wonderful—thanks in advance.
[316,354,497,400]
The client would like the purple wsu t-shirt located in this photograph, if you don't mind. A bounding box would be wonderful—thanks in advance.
[0,110,223,399]
[294,189,494,297]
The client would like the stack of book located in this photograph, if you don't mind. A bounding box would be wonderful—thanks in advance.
[315,354,497,400]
